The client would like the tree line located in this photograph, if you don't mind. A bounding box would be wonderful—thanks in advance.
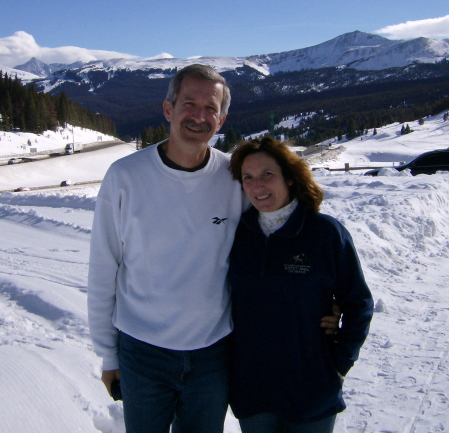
[0,71,116,136]
[137,73,449,151]
[139,124,168,148]
[222,75,449,148]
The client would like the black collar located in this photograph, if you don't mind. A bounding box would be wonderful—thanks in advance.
[157,143,210,172]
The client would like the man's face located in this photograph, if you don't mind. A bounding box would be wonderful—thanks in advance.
[163,76,226,148]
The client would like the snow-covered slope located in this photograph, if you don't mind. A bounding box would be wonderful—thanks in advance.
[255,32,449,72]
[0,112,448,432]
[0,64,40,80]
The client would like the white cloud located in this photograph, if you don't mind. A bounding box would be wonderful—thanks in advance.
[0,31,138,68]
[375,15,449,39]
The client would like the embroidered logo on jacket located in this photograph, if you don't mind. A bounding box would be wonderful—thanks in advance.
[284,253,312,274]
[212,217,228,225]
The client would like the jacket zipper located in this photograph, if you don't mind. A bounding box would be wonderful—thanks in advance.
[260,235,270,276]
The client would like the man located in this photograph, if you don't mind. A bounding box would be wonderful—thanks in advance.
[88,64,338,433]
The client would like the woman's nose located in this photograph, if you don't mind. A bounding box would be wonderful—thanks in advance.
[254,177,266,188]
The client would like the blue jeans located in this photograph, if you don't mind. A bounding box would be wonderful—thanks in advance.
[239,413,336,433]
[118,332,230,433]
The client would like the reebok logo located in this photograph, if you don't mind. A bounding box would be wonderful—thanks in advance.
[212,217,228,225]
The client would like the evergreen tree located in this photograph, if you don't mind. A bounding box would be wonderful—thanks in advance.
[57,92,69,127]
[4,92,13,130]
[141,128,148,148]
[215,137,230,153]
[25,92,39,133]
[223,127,242,150]
[345,118,357,140]
[214,137,224,151]
[140,123,168,148]
[154,124,167,143]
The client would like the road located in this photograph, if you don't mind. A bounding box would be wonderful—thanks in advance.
[0,141,134,193]
[0,140,124,166]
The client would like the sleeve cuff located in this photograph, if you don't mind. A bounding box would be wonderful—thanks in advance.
[102,353,119,371]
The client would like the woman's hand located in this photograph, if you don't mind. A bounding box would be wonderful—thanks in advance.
[320,304,341,335]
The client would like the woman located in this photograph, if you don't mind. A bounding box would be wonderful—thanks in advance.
[228,137,374,433]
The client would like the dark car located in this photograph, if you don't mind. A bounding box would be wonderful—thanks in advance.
[364,148,449,176]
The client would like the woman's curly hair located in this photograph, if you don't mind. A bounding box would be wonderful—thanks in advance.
[229,136,324,212]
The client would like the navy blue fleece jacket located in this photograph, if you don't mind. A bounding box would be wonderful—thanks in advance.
[229,204,374,424]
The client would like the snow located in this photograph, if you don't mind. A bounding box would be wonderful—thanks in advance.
[7,32,449,85]
[304,112,449,170]
[0,126,133,191]
[0,125,118,158]
[1,114,449,432]
[0,64,40,80]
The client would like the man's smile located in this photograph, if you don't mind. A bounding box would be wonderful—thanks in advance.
[183,119,211,132]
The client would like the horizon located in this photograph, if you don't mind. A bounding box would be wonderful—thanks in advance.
[1,1,448,68]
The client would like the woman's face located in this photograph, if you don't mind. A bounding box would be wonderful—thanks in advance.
[241,152,292,213]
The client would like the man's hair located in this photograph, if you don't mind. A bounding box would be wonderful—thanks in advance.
[230,136,324,212]
[165,64,231,119]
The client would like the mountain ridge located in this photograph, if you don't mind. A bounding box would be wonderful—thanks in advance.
[10,31,449,79]
[3,30,449,139]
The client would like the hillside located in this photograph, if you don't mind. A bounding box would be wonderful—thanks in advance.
[0,113,448,432]
[3,31,449,140]
[1,110,448,192]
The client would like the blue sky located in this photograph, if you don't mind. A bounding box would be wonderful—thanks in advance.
[1,0,448,67]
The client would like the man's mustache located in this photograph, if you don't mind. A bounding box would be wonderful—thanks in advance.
[182,119,211,132]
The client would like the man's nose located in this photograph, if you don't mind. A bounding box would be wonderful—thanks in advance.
[191,106,206,122]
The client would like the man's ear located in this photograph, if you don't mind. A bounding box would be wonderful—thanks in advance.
[216,115,227,132]
[163,100,172,122]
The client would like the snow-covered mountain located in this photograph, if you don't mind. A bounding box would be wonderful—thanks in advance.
[3,30,448,140]
[252,32,449,72]
[0,64,40,81]
[12,57,86,78]
[10,31,449,80]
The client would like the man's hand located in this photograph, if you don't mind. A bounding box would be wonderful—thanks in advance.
[320,304,341,335]
[101,369,120,397]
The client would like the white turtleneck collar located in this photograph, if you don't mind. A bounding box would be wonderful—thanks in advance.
[258,198,298,236]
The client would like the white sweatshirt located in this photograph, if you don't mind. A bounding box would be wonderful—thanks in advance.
[87,143,244,370]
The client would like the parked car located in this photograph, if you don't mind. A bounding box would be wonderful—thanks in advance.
[8,158,21,165]
[60,180,73,187]
[14,187,30,192]
[364,148,449,176]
